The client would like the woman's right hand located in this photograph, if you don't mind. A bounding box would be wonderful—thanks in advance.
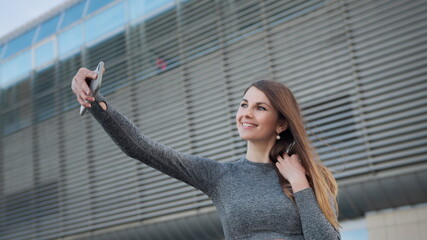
[71,67,98,108]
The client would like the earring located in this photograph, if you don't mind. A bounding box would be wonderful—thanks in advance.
[276,134,281,140]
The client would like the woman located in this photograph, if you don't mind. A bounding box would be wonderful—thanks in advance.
[71,68,341,240]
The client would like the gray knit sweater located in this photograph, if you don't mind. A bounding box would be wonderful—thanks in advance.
[87,94,341,240]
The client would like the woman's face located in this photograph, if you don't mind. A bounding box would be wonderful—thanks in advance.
[236,86,284,143]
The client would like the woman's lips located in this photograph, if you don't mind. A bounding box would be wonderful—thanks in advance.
[241,122,257,130]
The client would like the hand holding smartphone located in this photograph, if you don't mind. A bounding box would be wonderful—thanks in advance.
[79,61,104,116]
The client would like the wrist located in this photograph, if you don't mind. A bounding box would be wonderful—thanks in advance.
[289,177,310,193]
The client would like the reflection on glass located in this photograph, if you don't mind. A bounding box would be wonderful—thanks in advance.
[60,1,87,29]
[58,24,83,56]
[35,41,55,67]
[85,2,126,43]
[0,45,4,58]
[3,28,37,59]
[128,0,174,21]
[36,14,61,42]
[0,51,32,88]
[86,0,115,15]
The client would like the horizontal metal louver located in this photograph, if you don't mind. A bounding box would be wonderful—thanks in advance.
[1,0,426,239]
[346,0,427,173]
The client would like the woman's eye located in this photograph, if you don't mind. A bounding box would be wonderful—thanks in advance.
[240,103,247,108]
[258,106,266,111]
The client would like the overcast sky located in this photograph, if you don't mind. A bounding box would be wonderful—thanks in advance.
[0,0,68,40]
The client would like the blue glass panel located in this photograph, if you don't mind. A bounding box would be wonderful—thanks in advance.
[61,1,86,29]
[0,45,4,58]
[341,229,368,240]
[58,24,83,56]
[36,14,61,42]
[0,51,32,88]
[3,28,37,59]
[86,0,115,15]
[145,0,174,14]
[128,0,174,21]
[35,41,55,67]
[128,0,144,20]
[85,2,126,43]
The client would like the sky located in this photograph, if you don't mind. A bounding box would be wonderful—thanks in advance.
[0,0,68,40]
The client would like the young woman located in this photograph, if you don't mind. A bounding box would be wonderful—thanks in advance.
[71,68,341,240]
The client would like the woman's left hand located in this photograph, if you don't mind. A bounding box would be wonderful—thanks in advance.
[276,153,310,192]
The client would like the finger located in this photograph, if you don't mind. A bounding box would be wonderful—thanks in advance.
[74,82,90,101]
[290,153,299,161]
[75,68,97,94]
[77,95,91,108]
[78,67,97,80]
[72,75,89,96]
[276,154,284,162]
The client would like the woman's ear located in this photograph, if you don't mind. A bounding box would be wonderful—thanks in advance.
[277,119,288,133]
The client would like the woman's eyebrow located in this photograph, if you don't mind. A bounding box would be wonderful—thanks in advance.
[241,99,271,107]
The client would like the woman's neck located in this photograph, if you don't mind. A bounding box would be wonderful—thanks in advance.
[245,139,275,163]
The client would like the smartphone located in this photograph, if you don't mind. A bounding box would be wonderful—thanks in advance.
[79,61,104,116]
[285,141,295,155]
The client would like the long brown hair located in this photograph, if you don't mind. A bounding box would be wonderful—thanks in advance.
[244,80,340,230]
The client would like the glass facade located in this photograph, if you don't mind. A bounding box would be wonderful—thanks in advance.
[60,1,86,29]
[340,219,369,240]
[0,0,177,88]
[35,40,55,67]
[58,24,83,56]
[84,1,126,43]
[86,0,115,15]
[341,229,369,240]
[35,14,61,42]
[0,50,31,88]
[2,28,37,59]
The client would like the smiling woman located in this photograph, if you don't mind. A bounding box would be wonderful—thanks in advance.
[71,67,341,239]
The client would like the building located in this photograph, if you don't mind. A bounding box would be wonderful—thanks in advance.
[1,0,426,239]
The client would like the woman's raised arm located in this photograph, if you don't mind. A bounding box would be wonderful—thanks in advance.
[71,68,225,194]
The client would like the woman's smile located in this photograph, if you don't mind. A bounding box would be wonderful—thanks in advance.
[241,121,257,130]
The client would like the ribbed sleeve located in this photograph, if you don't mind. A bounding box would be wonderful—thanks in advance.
[294,188,341,240]
[87,93,225,195]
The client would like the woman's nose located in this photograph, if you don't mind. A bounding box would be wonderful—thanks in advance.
[243,108,254,118]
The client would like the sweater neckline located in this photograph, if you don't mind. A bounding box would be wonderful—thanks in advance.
[241,157,275,168]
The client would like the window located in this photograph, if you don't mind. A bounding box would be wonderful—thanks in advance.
[84,1,126,43]
[35,40,55,67]
[128,0,175,22]
[60,1,86,29]
[58,24,83,56]
[0,51,32,88]
[340,219,369,240]
[86,0,115,15]
[2,28,37,59]
[35,14,61,42]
